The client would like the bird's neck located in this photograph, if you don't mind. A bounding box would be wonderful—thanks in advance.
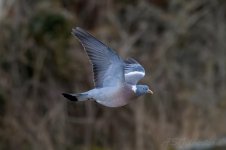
[131,85,137,93]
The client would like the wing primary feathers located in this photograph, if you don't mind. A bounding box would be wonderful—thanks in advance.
[72,27,124,88]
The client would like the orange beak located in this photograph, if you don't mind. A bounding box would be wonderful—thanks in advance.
[147,89,153,94]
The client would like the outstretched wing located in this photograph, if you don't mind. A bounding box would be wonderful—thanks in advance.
[72,27,124,88]
[124,58,145,85]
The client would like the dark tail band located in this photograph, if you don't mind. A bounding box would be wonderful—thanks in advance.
[62,93,78,101]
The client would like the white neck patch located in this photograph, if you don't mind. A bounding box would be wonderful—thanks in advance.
[132,85,137,93]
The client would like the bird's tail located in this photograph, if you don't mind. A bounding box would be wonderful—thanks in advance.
[62,93,89,102]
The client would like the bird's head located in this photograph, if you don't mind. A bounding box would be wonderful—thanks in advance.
[132,85,153,96]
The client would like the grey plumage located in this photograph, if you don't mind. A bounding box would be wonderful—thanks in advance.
[124,58,145,85]
[72,28,124,88]
[62,27,153,107]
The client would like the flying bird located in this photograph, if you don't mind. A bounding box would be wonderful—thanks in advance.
[62,27,153,107]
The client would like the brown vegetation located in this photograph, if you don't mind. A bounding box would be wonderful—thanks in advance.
[0,0,226,150]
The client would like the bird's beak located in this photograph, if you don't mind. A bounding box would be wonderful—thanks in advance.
[147,89,153,94]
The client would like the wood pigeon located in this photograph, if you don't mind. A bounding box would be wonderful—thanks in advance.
[62,27,153,107]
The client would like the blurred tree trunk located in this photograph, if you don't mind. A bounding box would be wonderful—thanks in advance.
[135,98,144,150]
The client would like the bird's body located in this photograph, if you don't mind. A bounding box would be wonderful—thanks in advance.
[90,85,135,107]
[64,84,136,107]
[62,27,153,107]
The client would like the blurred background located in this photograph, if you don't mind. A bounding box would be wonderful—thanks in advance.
[0,0,226,150]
